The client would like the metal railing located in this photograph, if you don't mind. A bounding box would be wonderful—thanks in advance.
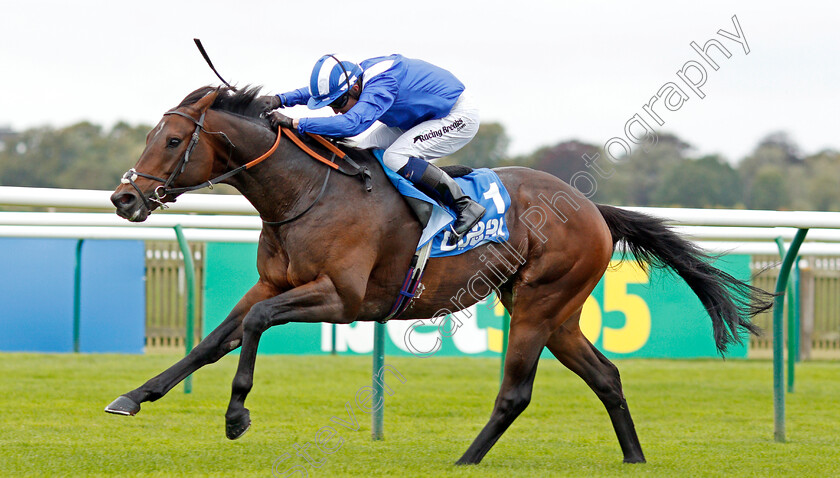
[5,186,840,442]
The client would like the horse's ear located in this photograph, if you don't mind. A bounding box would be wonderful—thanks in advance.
[193,89,219,113]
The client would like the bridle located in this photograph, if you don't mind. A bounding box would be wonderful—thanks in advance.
[120,105,371,225]
[120,108,239,210]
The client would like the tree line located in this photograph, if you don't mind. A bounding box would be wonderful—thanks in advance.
[444,126,840,211]
[1,121,838,211]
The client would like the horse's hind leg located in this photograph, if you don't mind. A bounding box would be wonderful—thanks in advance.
[455,319,546,465]
[104,282,275,416]
[456,275,597,465]
[546,313,646,463]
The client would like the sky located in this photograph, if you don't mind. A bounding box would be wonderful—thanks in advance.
[2,0,837,163]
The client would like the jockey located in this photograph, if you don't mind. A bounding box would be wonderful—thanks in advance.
[262,54,485,239]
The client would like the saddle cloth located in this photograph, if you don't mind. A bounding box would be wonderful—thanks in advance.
[371,150,511,257]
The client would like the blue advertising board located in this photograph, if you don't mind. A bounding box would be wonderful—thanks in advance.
[0,239,145,353]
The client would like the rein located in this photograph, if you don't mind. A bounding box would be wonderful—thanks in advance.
[121,108,372,225]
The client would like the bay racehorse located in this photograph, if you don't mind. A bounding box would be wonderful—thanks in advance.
[106,86,772,465]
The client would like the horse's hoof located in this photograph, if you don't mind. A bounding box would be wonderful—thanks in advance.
[226,409,251,440]
[623,456,646,464]
[104,395,141,416]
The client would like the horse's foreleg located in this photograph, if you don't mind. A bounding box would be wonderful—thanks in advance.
[224,275,348,440]
[546,314,646,463]
[104,282,275,416]
[455,322,546,465]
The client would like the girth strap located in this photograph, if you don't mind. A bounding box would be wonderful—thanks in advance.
[378,241,434,323]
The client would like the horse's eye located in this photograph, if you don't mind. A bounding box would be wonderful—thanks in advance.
[167,138,182,148]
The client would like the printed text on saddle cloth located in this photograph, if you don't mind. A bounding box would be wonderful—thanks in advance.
[433,180,508,255]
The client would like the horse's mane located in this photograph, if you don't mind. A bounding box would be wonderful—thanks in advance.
[176,85,474,177]
[177,85,271,128]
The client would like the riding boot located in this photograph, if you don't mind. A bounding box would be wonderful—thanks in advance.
[397,158,486,238]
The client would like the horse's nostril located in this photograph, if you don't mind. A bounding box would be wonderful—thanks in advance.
[112,192,137,209]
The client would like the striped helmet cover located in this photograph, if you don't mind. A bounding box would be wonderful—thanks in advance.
[308,54,361,105]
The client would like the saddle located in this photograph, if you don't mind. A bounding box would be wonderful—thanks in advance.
[289,133,473,231]
[343,147,473,229]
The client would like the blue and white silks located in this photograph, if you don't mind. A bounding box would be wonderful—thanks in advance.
[372,151,511,257]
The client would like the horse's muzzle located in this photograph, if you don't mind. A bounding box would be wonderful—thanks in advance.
[111,189,151,222]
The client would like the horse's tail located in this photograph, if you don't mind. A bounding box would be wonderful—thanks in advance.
[595,203,773,354]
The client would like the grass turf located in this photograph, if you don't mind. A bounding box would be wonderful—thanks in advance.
[0,353,838,477]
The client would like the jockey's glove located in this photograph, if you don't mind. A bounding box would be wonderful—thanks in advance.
[267,110,295,130]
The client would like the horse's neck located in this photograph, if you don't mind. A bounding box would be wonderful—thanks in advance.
[221,122,323,222]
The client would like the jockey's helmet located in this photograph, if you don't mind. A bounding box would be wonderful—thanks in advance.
[307,54,362,109]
